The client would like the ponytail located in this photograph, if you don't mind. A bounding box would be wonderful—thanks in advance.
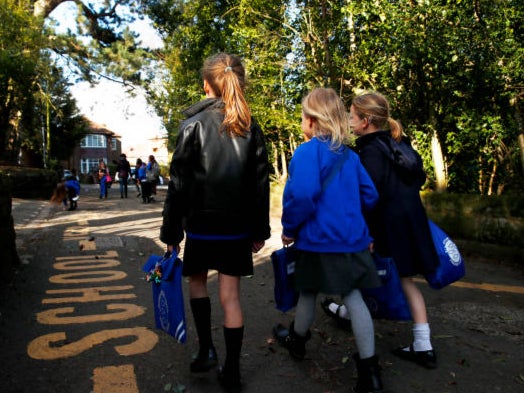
[202,53,251,137]
[387,117,403,142]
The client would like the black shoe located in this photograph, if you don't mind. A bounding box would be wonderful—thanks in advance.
[321,298,352,330]
[272,322,310,360]
[272,323,290,344]
[218,365,241,393]
[190,347,218,373]
[392,345,437,369]
[353,354,384,393]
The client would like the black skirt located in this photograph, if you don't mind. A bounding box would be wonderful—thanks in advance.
[182,237,253,277]
[294,249,381,295]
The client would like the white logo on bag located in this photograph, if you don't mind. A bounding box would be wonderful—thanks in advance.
[157,290,170,331]
[443,238,461,266]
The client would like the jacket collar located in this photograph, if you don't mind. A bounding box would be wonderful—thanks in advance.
[355,130,391,149]
[182,98,224,119]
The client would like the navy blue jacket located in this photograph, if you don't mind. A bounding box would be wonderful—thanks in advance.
[355,131,439,276]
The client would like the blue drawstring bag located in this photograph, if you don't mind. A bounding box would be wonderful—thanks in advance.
[142,252,186,343]
[271,245,299,312]
[425,220,465,289]
[361,253,412,320]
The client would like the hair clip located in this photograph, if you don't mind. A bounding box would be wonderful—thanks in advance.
[224,66,232,72]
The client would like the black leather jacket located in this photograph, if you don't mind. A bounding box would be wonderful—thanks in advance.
[160,98,271,246]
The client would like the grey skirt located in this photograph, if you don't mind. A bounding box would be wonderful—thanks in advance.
[294,249,381,295]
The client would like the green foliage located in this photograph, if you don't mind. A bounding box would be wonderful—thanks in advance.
[1,0,150,165]
[144,0,303,169]
[2,0,521,195]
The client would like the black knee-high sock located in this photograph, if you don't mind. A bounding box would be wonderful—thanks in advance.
[223,326,244,375]
[190,297,214,355]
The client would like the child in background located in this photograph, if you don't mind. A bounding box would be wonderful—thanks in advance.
[138,162,152,203]
[64,169,80,210]
[50,169,80,211]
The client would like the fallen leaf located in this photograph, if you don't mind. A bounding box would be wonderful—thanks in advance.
[173,383,186,393]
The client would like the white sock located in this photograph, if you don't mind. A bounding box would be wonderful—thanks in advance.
[328,303,349,319]
[411,323,432,352]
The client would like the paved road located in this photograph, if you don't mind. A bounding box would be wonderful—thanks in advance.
[1,184,523,393]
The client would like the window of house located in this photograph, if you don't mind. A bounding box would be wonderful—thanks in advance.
[111,139,117,150]
[80,134,106,148]
[80,158,102,174]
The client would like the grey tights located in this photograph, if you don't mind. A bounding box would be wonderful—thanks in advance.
[294,289,375,359]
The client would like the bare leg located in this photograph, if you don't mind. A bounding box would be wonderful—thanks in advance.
[400,277,428,323]
[219,273,242,328]
[189,271,209,299]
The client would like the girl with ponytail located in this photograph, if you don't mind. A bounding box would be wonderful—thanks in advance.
[335,91,440,370]
[160,53,271,392]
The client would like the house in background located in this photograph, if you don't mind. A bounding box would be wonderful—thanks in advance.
[68,121,122,182]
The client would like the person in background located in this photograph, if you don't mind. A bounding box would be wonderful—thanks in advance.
[64,169,80,210]
[116,153,131,198]
[347,91,440,369]
[97,159,110,199]
[272,87,383,393]
[50,169,80,211]
[138,161,152,203]
[134,158,143,197]
[160,53,270,393]
[146,154,160,201]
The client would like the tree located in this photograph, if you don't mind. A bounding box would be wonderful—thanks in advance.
[0,0,151,165]
[144,0,300,178]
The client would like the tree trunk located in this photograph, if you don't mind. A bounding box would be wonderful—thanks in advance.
[430,130,447,192]
[487,160,497,196]
[518,133,524,176]
[279,140,288,181]
[34,0,68,18]
[271,142,280,179]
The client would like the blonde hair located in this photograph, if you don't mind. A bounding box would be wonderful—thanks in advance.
[351,91,403,142]
[301,87,349,149]
[202,53,251,137]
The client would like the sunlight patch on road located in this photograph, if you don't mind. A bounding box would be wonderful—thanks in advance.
[414,277,524,294]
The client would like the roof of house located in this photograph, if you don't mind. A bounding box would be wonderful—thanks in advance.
[85,120,121,138]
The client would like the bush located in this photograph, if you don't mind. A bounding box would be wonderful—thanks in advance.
[0,166,59,199]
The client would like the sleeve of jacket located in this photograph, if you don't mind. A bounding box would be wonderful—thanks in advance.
[159,121,197,245]
[251,123,271,241]
[281,144,321,238]
[359,144,388,195]
[356,155,379,212]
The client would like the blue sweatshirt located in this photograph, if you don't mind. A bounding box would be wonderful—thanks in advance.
[282,137,378,253]
[64,178,80,196]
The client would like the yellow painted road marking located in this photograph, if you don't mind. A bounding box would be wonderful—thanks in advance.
[37,304,146,324]
[27,327,159,360]
[54,259,120,270]
[49,270,127,284]
[93,365,139,393]
[42,285,136,304]
[55,251,119,260]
